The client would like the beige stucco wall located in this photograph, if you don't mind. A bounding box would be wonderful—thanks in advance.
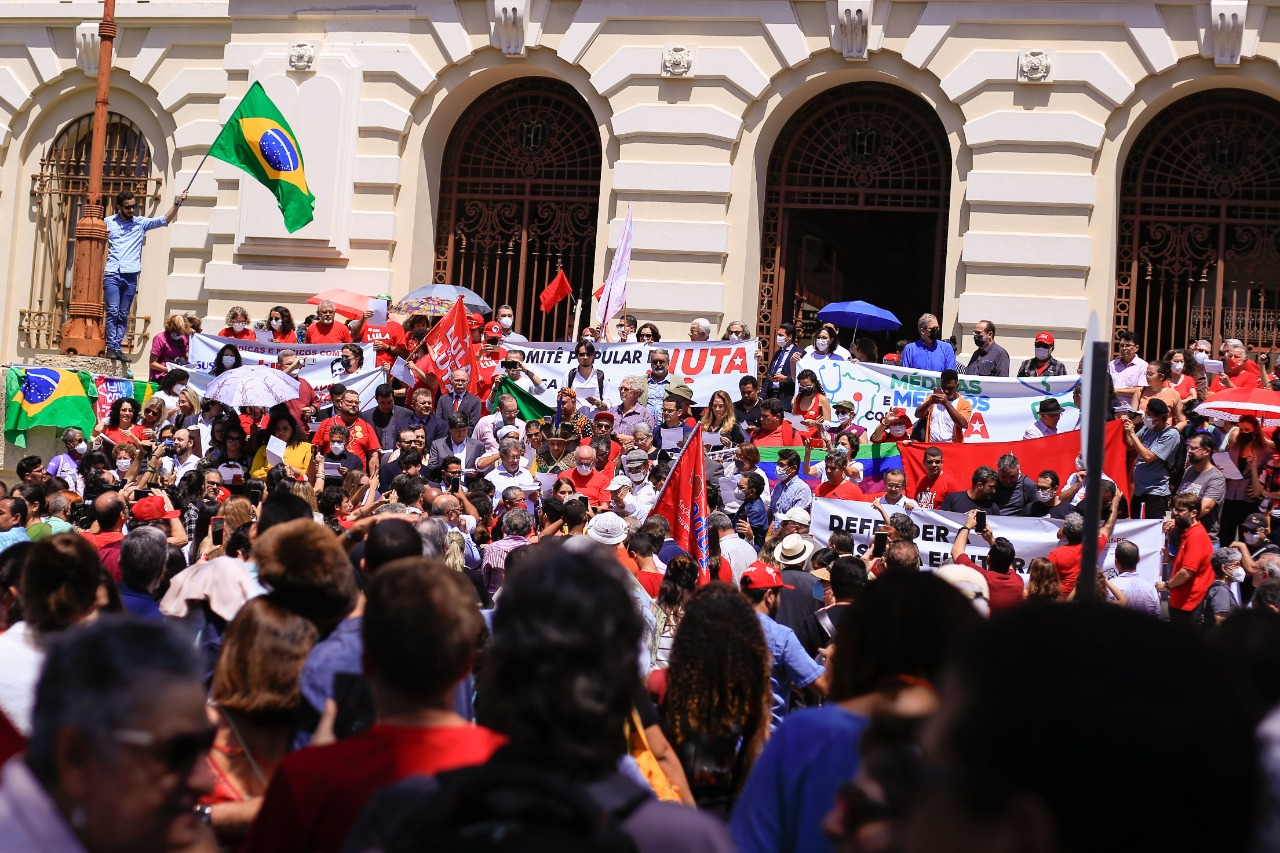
[0,0,1278,411]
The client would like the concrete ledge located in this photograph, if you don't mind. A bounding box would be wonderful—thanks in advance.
[962,232,1092,269]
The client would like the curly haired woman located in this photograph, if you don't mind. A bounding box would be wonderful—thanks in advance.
[660,584,771,818]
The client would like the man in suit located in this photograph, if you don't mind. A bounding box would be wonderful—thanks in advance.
[438,369,483,431]
[361,383,416,452]
[763,322,799,401]
[429,411,487,480]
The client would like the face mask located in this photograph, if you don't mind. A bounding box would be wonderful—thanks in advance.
[173,384,187,396]
[74,441,88,454]
[169,332,184,341]
[1228,357,1244,369]
[799,386,815,396]
[776,465,792,481]
[1171,361,1184,374]
[499,316,514,330]
[1230,567,1247,584]
[973,334,985,348]
[1246,532,1263,545]
[582,336,595,344]
[837,412,849,423]
[889,425,906,437]
[1036,489,1054,503]
[221,355,237,368]
[232,322,246,333]
[270,318,282,330]
[776,335,788,348]
[116,458,131,472]
[341,357,352,368]
[733,487,747,503]
[576,463,594,476]
[1076,455,1086,471]
[1035,346,1050,360]
[330,442,345,455]
[628,470,647,484]
[1142,416,1155,430]
[1194,351,1208,364]
[814,339,829,353]
[927,327,940,341]
[728,333,742,341]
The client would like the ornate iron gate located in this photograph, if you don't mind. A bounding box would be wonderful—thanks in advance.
[1115,90,1280,357]
[434,79,601,342]
[756,83,951,356]
[25,112,160,351]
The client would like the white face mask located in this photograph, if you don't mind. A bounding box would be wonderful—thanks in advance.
[576,462,594,476]
[776,465,792,481]
[627,469,647,484]
[1194,351,1208,364]
[889,425,906,437]
[270,318,282,330]
[116,457,131,472]
[499,316,514,330]
[1246,532,1263,545]
[232,322,246,332]
[173,384,187,396]
[1171,361,1184,374]
[1230,567,1247,584]
[330,442,345,455]
[1034,346,1050,360]
[1076,455,1086,471]
[221,355,237,368]
[728,333,742,341]
[1036,488,1054,503]
[836,412,849,423]
[1142,416,1155,430]
[74,441,88,454]
[733,487,747,503]
[169,332,184,341]
[814,339,829,353]
[776,335,788,348]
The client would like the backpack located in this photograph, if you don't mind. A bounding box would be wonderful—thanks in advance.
[1159,426,1187,487]
[567,368,606,402]
[386,763,645,853]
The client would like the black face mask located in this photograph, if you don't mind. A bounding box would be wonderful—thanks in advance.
[927,327,940,341]
[973,334,985,348]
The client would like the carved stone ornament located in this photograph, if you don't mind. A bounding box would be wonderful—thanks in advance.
[1210,0,1248,66]
[288,41,316,71]
[493,0,529,57]
[661,46,693,77]
[836,0,872,60]
[1018,49,1053,83]
[76,21,102,76]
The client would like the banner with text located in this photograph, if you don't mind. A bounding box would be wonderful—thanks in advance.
[811,360,1081,443]
[175,362,385,412]
[501,339,759,408]
[808,498,1165,584]
[188,333,374,378]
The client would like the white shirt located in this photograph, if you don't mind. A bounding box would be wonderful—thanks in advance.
[1064,471,1116,505]
[621,480,657,522]
[1023,419,1058,440]
[0,623,44,735]
[720,532,759,583]
[162,451,202,481]
[567,367,616,416]
[486,464,540,496]
[929,402,958,442]
[1110,571,1161,617]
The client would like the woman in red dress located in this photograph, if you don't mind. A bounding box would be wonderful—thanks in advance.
[792,368,831,442]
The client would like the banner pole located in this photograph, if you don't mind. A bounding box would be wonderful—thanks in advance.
[570,293,584,343]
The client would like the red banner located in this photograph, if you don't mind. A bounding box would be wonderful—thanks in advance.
[900,420,1131,499]
[422,299,477,394]
[650,425,710,579]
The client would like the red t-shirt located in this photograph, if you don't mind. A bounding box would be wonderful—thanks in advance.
[240,723,505,853]
[306,322,353,344]
[913,472,958,510]
[1170,522,1215,612]
[217,327,257,341]
[1209,360,1263,393]
[955,554,1025,613]
[271,329,297,344]
[361,321,407,369]
[566,466,611,505]
[638,570,664,598]
[1047,535,1108,597]
[698,557,733,587]
[814,479,864,500]
[312,416,381,464]
[470,343,507,402]
[751,422,805,447]
[102,424,146,446]
[81,531,125,581]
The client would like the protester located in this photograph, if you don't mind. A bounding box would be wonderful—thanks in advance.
[915,368,971,442]
[1157,491,1217,626]
[964,319,1010,376]
[899,312,956,371]
[950,510,1026,611]
[1016,331,1068,377]
[306,301,353,344]
[102,189,187,363]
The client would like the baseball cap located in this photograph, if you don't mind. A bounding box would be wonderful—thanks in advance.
[606,475,632,492]
[1242,512,1269,532]
[883,353,899,364]
[586,511,629,545]
[775,507,811,527]
[1035,331,1055,346]
[936,563,990,615]
[593,410,616,424]
[132,495,180,522]
[484,321,504,338]
[375,292,392,302]
[740,561,794,591]
[833,399,856,411]
[666,384,694,403]
[467,312,485,330]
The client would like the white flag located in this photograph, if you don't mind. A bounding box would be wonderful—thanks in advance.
[596,204,632,326]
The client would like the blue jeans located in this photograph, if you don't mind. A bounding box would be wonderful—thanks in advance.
[103,271,138,352]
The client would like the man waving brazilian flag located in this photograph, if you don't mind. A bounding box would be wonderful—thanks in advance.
[208,81,315,232]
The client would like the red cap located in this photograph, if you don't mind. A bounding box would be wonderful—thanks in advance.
[883,353,899,364]
[740,561,794,591]
[467,312,484,330]
[1035,331,1055,346]
[484,321,504,338]
[131,495,180,522]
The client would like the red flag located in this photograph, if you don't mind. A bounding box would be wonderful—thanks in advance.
[421,298,476,391]
[900,420,1132,499]
[650,425,711,580]
[539,269,573,312]
[593,283,605,299]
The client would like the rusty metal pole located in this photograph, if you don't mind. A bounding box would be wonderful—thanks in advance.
[60,0,117,356]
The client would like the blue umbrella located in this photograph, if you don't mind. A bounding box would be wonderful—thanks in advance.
[816,300,902,333]
[393,284,491,316]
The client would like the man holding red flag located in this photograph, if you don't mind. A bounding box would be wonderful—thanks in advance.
[650,424,710,579]
[407,298,477,399]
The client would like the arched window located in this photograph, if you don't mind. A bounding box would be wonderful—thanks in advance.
[23,112,158,350]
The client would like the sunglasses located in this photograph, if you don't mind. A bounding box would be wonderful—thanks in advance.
[638,333,654,340]
[112,726,217,774]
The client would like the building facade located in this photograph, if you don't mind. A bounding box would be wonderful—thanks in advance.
[2,0,1280,376]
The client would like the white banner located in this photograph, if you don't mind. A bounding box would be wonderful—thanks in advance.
[808,498,1166,584]
[810,360,1081,443]
[173,361,385,411]
[502,339,759,408]
[188,333,374,377]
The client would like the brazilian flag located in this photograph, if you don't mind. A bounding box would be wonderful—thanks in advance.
[493,376,554,422]
[5,367,98,448]
[208,81,315,232]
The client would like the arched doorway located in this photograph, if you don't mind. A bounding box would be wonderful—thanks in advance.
[433,78,601,342]
[757,83,951,358]
[1115,89,1280,357]
[23,112,158,350]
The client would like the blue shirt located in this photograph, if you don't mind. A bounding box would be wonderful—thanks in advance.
[734,497,768,550]
[899,338,957,372]
[105,213,168,274]
[295,615,363,749]
[119,585,162,621]
[770,475,812,521]
[755,611,824,731]
[0,528,30,554]
[731,704,871,853]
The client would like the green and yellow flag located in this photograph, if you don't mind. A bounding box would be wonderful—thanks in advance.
[5,367,98,448]
[208,81,315,232]
[493,376,555,422]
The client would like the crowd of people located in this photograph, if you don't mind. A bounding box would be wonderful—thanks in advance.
[1,300,1280,852]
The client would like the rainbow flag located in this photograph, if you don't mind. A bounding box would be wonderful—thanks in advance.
[757,442,904,495]
[5,367,98,448]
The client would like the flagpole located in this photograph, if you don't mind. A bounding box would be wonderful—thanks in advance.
[570,293,584,343]
[182,149,215,194]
